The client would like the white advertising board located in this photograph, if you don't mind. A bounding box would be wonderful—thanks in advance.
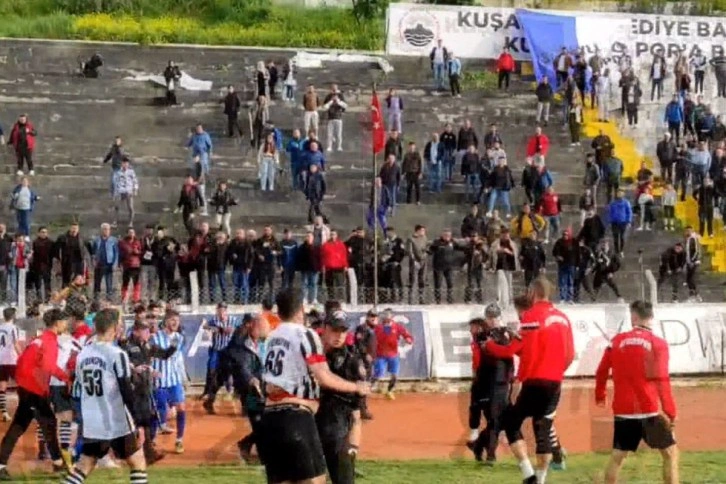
[387,3,726,65]
[427,304,725,378]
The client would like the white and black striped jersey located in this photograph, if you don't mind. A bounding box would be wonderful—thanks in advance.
[51,334,83,387]
[151,330,185,388]
[0,323,21,366]
[262,322,325,401]
[207,316,241,351]
[73,341,135,440]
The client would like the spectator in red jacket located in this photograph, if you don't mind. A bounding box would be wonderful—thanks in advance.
[372,309,413,400]
[8,114,37,176]
[0,309,70,480]
[595,300,678,484]
[526,126,550,164]
[320,230,348,301]
[496,47,515,91]
[119,227,143,303]
[485,278,574,484]
[538,186,562,244]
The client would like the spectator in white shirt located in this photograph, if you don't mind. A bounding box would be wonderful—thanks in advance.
[429,39,449,91]
[112,158,139,227]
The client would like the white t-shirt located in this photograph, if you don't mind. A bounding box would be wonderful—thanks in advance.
[51,334,83,387]
[653,61,663,80]
[0,323,21,366]
[433,47,445,64]
[557,54,567,72]
[263,322,325,400]
[74,341,135,440]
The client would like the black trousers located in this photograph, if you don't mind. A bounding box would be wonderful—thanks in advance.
[498,71,510,90]
[433,269,453,304]
[573,266,593,302]
[61,261,85,287]
[16,150,33,172]
[661,163,674,184]
[465,269,483,303]
[0,388,62,464]
[686,265,698,296]
[308,200,324,224]
[658,269,681,301]
[325,269,346,301]
[593,271,620,298]
[239,410,263,459]
[408,262,426,304]
[699,209,714,236]
[382,263,403,303]
[406,175,420,204]
[449,74,461,96]
[626,106,639,126]
[317,409,355,484]
[0,270,6,303]
[472,388,510,460]
[227,114,243,137]
[611,223,627,253]
[695,70,705,93]
[30,269,52,302]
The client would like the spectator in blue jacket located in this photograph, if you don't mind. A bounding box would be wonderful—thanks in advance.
[664,94,684,143]
[424,132,445,193]
[186,123,213,174]
[90,223,119,299]
[10,177,39,237]
[304,163,327,223]
[286,129,305,190]
[689,140,712,189]
[607,189,632,256]
[279,229,298,290]
[303,140,326,189]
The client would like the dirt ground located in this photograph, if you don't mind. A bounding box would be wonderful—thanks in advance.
[3,385,725,473]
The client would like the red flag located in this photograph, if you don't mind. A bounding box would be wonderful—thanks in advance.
[371,91,385,154]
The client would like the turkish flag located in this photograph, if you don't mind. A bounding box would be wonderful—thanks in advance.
[371,91,385,154]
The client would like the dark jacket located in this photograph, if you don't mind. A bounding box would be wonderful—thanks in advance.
[253,235,281,268]
[696,184,716,213]
[461,214,486,239]
[430,238,462,271]
[660,247,686,272]
[379,162,401,187]
[476,328,515,394]
[591,135,614,164]
[578,214,606,247]
[316,347,364,442]
[483,132,503,150]
[227,239,255,271]
[384,137,403,161]
[457,127,478,151]
[304,171,327,202]
[238,335,265,412]
[223,92,242,116]
[519,238,546,272]
[489,166,514,191]
[521,164,538,191]
[279,239,298,271]
[177,184,203,212]
[52,232,86,270]
[346,236,371,267]
[296,241,320,272]
[657,139,677,166]
[121,335,176,423]
[535,82,554,102]
[210,188,237,215]
[401,151,423,175]
[103,144,126,171]
[440,131,457,153]
[461,152,481,176]
[208,241,229,272]
[552,237,578,267]
[0,233,11,268]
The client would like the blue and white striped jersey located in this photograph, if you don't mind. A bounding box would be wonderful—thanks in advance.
[207,316,241,351]
[151,330,185,388]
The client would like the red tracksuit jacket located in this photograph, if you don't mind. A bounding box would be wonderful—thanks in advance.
[374,323,413,358]
[485,300,574,383]
[16,330,68,397]
[321,240,349,271]
[595,327,677,420]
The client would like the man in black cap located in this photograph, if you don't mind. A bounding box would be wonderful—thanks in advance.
[120,317,178,464]
[316,311,365,484]
[353,309,377,420]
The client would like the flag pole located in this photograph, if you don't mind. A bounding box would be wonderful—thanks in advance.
[372,81,379,309]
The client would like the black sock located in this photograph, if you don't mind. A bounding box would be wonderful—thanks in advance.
[0,391,6,413]
[387,376,397,393]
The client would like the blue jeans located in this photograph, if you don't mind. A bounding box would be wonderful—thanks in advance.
[93,264,114,299]
[207,349,220,372]
[557,266,575,302]
[208,270,227,301]
[232,270,250,304]
[383,185,397,214]
[16,209,31,236]
[366,205,388,232]
[301,271,319,303]
[487,189,511,216]
[546,215,561,241]
[260,157,276,191]
[428,163,442,192]
[465,174,479,202]
[433,62,446,89]
[291,165,302,191]
[443,150,455,181]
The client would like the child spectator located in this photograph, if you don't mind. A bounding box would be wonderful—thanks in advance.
[662,183,677,231]
[636,181,655,231]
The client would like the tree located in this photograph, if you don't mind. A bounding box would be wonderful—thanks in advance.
[352,0,388,24]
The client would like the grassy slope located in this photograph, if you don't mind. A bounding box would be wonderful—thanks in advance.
[12,452,726,483]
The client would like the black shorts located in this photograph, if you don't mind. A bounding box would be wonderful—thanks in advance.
[613,416,676,452]
[82,433,140,460]
[514,379,561,420]
[49,386,74,414]
[259,404,327,484]
[0,365,15,382]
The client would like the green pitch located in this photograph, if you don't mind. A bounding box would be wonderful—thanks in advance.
[10,452,726,483]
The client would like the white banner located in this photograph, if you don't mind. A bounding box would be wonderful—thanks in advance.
[427,304,725,378]
[387,3,726,65]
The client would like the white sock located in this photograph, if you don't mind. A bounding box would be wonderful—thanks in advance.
[519,459,535,479]
[0,464,5,470]
[468,429,479,442]
[536,469,548,483]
